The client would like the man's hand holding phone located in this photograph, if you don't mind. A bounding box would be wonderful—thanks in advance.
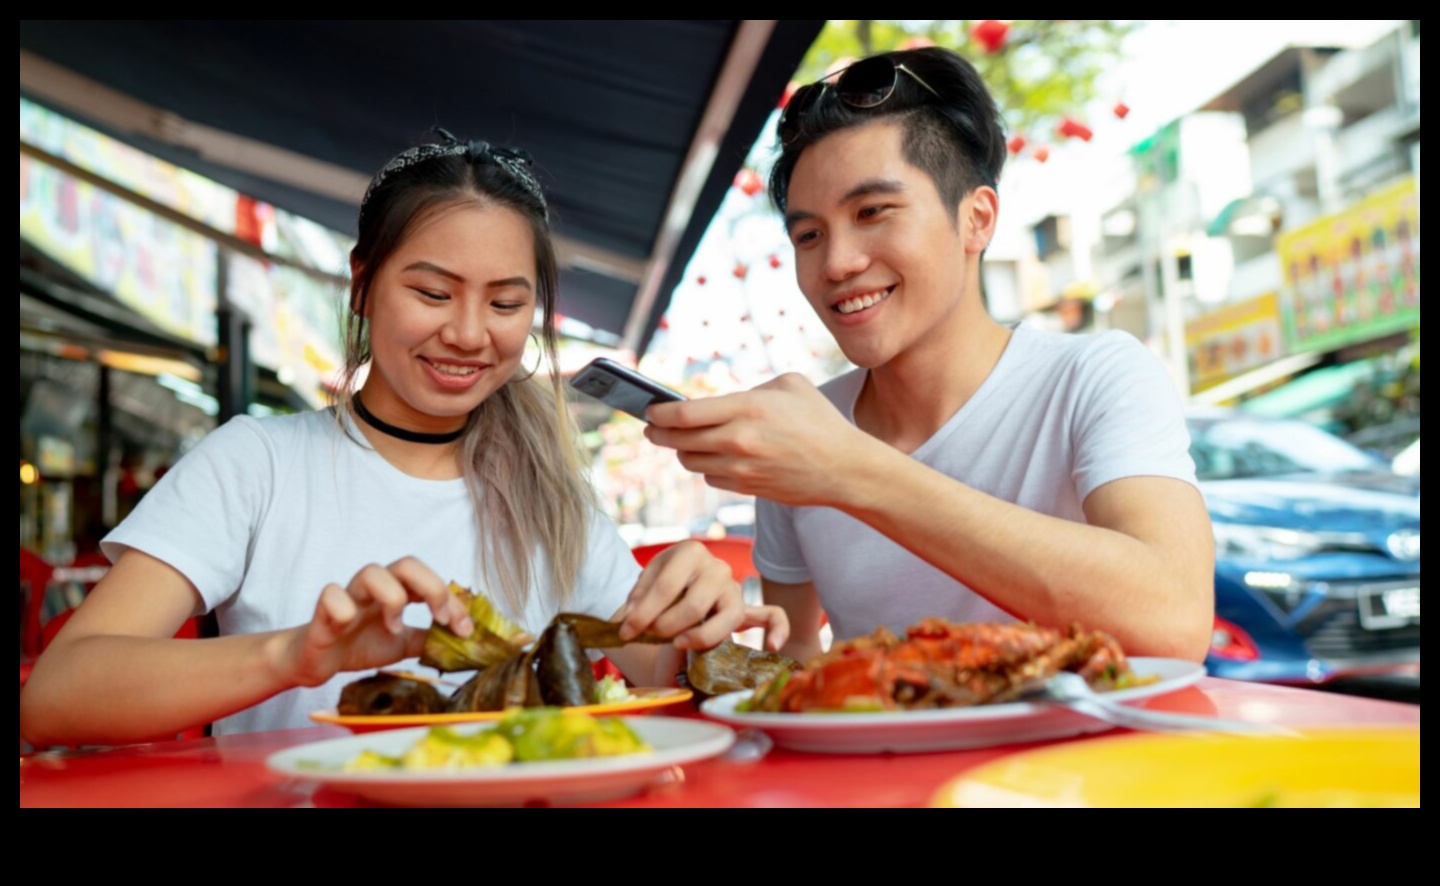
[570,358,685,422]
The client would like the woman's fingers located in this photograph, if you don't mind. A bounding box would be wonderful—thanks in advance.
[737,605,791,652]
[388,557,472,636]
[620,541,748,650]
[314,582,358,644]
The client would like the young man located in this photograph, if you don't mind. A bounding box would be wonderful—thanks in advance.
[643,47,1213,663]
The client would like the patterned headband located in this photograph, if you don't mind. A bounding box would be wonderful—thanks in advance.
[359,128,548,222]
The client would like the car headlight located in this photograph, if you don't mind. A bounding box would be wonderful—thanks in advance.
[1212,523,1327,561]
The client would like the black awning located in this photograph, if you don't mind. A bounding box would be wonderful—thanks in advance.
[19,19,822,355]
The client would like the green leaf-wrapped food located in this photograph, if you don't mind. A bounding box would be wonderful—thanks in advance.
[685,640,801,698]
[556,612,671,649]
[536,619,599,707]
[447,650,543,713]
[420,582,533,673]
[337,672,448,716]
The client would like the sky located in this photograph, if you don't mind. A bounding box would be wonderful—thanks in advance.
[640,20,1405,390]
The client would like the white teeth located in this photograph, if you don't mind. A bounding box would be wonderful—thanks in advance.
[836,288,891,314]
[430,362,477,376]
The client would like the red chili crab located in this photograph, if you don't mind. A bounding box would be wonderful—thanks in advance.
[748,619,1135,713]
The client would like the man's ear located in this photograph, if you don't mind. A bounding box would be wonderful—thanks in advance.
[959,186,999,255]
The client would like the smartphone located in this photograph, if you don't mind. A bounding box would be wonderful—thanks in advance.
[570,357,685,421]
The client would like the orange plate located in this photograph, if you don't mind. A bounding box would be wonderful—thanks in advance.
[311,687,693,734]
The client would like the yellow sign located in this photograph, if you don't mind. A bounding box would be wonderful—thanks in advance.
[1276,177,1420,354]
[1186,293,1285,391]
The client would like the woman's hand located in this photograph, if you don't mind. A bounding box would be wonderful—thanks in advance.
[281,557,474,688]
[612,540,790,653]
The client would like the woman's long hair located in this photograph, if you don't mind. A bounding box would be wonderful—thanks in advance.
[337,136,594,615]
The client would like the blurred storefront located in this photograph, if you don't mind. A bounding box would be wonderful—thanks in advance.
[19,98,348,560]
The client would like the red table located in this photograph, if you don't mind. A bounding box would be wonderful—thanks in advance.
[19,678,1420,808]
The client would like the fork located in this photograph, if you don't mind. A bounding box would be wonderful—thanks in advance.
[1031,672,1295,736]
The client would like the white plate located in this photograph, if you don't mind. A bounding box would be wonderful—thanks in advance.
[267,716,735,806]
[700,657,1206,754]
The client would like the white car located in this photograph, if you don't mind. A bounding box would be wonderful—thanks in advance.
[1393,438,1420,476]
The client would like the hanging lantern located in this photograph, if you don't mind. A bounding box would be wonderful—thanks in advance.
[768,254,782,269]
[1113,101,1131,120]
[1007,134,1027,154]
[1032,146,1050,163]
[734,168,764,197]
[971,20,1010,53]
[1056,117,1093,142]
[696,275,707,286]
[779,80,802,110]
[733,262,749,280]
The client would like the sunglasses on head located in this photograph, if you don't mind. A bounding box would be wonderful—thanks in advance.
[779,55,942,142]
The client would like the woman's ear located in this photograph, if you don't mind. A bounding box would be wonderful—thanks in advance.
[348,254,366,316]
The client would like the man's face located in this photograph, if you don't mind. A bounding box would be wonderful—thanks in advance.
[784,120,987,369]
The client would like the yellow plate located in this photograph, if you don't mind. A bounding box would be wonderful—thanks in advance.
[931,727,1420,808]
[311,687,693,734]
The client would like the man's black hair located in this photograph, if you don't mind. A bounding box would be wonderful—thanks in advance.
[768,47,1007,218]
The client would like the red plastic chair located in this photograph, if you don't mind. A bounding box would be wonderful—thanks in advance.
[20,548,55,660]
[630,536,760,583]
[21,552,208,743]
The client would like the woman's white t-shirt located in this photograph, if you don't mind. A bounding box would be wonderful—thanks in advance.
[103,409,640,735]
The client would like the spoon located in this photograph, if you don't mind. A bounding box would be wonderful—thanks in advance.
[1030,671,1295,736]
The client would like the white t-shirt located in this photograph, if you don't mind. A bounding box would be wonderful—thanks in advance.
[754,324,1198,642]
[103,409,640,735]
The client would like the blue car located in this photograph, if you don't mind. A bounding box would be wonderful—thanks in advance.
[1189,409,1420,685]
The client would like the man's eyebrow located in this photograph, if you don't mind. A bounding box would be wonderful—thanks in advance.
[402,261,532,290]
[841,178,907,203]
[784,178,909,231]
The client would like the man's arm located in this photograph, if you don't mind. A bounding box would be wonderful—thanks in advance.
[839,452,1214,660]
[761,577,827,663]
[645,378,1214,661]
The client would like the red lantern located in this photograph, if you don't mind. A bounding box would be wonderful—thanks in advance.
[1056,117,1093,142]
[734,168,764,197]
[696,275,707,286]
[1007,134,1027,154]
[768,254,782,269]
[733,262,748,280]
[1032,146,1050,163]
[972,20,1009,53]
[1113,101,1131,120]
[779,80,802,110]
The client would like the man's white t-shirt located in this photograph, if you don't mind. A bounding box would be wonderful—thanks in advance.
[754,324,1198,642]
[103,409,640,735]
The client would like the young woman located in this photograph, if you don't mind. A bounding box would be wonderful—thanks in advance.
[21,130,786,746]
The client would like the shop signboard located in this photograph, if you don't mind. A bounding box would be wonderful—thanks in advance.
[1185,292,1285,393]
[1276,176,1420,355]
[225,252,344,409]
[20,155,219,346]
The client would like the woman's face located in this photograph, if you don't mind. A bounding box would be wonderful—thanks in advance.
[358,202,538,433]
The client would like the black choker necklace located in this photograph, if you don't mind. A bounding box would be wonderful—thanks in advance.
[351,394,467,444]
